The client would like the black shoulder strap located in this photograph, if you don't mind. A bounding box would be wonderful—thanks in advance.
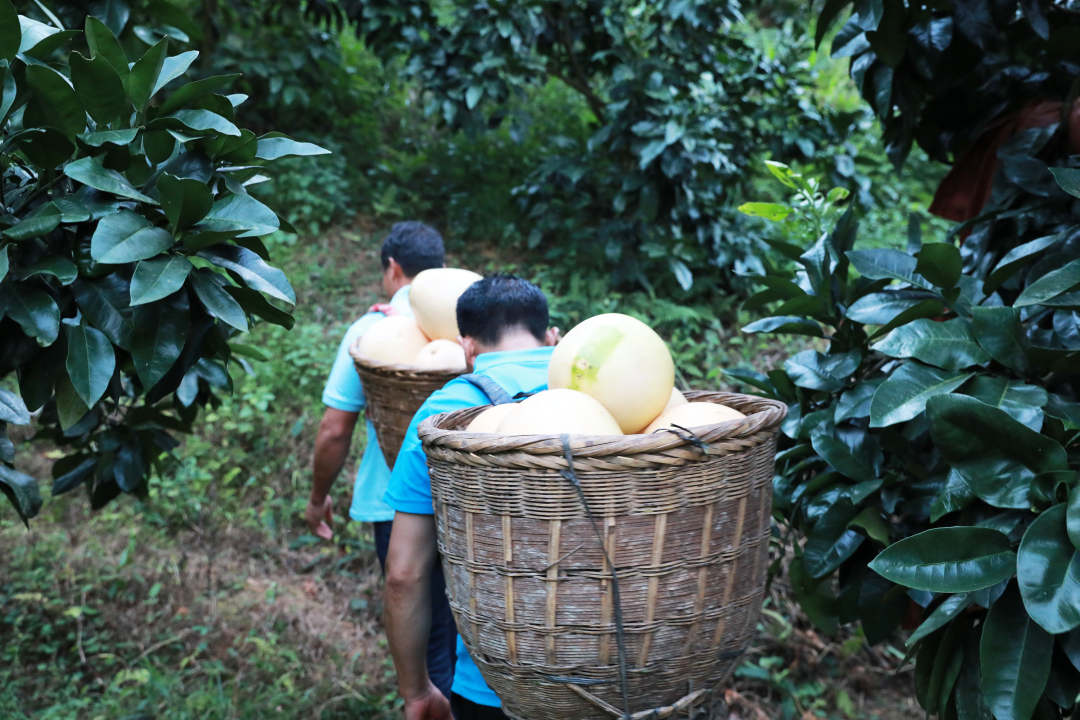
[459,373,514,405]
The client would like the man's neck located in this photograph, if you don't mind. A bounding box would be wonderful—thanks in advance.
[475,329,544,356]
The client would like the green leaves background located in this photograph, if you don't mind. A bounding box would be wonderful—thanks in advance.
[0,4,325,518]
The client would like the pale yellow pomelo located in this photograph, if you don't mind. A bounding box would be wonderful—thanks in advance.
[548,313,674,433]
[354,316,430,366]
[465,404,516,433]
[409,268,484,340]
[662,388,688,414]
[642,401,745,434]
[414,339,466,372]
[496,389,622,436]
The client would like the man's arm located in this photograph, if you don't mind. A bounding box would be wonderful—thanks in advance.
[306,407,359,539]
[385,511,452,719]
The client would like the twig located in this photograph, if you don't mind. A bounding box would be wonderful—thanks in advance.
[131,627,198,666]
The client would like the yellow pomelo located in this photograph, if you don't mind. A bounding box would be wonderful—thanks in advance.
[548,313,674,433]
[409,268,484,340]
[465,404,516,433]
[414,339,466,372]
[661,388,688,414]
[496,389,622,436]
[642,401,745,435]
[354,316,430,366]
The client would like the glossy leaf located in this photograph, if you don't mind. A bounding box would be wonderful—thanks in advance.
[129,255,192,306]
[3,286,60,344]
[64,157,156,204]
[872,318,989,370]
[980,587,1051,720]
[91,211,172,263]
[1069,485,1080,552]
[51,457,95,496]
[869,361,972,428]
[1050,167,1080,199]
[168,109,241,137]
[254,134,331,160]
[198,245,295,304]
[784,349,861,392]
[916,242,961,288]
[69,51,127,125]
[0,388,30,425]
[197,194,279,237]
[152,50,198,96]
[0,0,19,61]
[70,278,132,349]
[130,298,187,388]
[962,376,1046,432]
[846,289,938,325]
[847,248,932,289]
[1018,504,1080,634]
[155,73,240,116]
[907,593,973,647]
[970,307,1028,373]
[0,245,6,281]
[190,270,247,332]
[985,234,1059,292]
[126,37,168,108]
[1015,258,1080,308]
[84,15,128,77]
[25,65,85,138]
[868,527,1016,592]
[2,202,61,241]
[156,173,212,231]
[0,463,42,526]
[19,255,77,285]
[742,315,823,337]
[64,324,114,408]
[804,498,864,578]
[79,128,138,147]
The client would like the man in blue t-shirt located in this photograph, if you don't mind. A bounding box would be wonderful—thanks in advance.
[384,275,558,720]
[306,221,457,697]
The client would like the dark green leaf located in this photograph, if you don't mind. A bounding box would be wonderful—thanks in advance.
[835,378,882,422]
[64,324,114,407]
[25,65,85,137]
[129,255,191,305]
[1016,258,1080,308]
[1050,167,1080,199]
[91,211,172,264]
[197,194,278,238]
[190,270,247,332]
[1069,485,1080,552]
[804,498,864,578]
[155,74,239,116]
[3,286,59,344]
[847,248,932,288]
[16,16,57,54]
[1045,393,1080,428]
[907,593,973,647]
[869,527,1016,592]
[79,128,138,147]
[224,286,294,329]
[69,51,127,125]
[51,457,95,496]
[668,258,692,291]
[156,173,212,232]
[931,470,976,522]
[130,297,187,388]
[980,586,1052,720]
[847,290,938,325]
[963,376,1046,432]
[167,109,241,137]
[0,0,19,61]
[784,349,861,392]
[0,463,41,526]
[971,307,1028,373]
[742,315,823,337]
[64,157,156,204]
[1018,504,1080,634]
[254,134,331,160]
[18,255,76,285]
[152,50,198,96]
[811,423,876,480]
[2,202,61,241]
[986,234,1060,292]
[84,15,128,78]
[849,505,889,545]
[0,245,6,281]
[0,388,30,424]
[916,242,962,288]
[873,318,989,370]
[70,278,131,348]
[54,373,90,431]
[126,37,167,108]
[198,245,294,304]
[0,65,16,125]
[869,362,972,428]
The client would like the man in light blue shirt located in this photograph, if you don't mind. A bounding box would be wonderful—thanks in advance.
[306,221,457,697]
[384,276,558,720]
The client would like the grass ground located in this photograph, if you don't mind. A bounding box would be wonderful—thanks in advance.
[2,220,920,719]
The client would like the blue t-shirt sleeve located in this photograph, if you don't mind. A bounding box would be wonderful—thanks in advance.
[385,380,488,515]
[321,314,383,412]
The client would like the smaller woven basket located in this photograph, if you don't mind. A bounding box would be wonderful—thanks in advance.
[349,344,462,469]
[419,391,787,720]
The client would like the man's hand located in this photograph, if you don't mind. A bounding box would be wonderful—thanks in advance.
[403,681,452,720]
[369,302,398,316]
[304,495,334,540]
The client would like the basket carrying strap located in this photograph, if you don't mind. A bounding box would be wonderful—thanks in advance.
[459,373,515,405]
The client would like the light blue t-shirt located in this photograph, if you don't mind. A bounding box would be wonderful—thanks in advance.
[321,285,412,523]
[385,346,553,707]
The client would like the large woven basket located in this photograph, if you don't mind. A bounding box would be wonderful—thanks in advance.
[418,391,787,720]
[349,346,462,469]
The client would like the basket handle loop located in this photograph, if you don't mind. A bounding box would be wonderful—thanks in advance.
[564,684,711,720]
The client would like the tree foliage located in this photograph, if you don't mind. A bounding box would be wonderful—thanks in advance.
[331,0,858,293]
[743,2,1080,717]
[0,1,326,521]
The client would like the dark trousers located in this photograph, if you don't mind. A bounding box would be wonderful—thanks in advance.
[451,693,510,720]
[373,520,458,699]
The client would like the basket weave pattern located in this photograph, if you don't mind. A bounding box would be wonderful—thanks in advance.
[418,392,786,719]
[350,349,461,469]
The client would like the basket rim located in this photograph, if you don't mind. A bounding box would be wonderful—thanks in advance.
[349,347,464,379]
[417,390,786,457]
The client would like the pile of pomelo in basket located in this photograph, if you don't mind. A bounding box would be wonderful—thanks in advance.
[466,312,744,435]
[351,268,481,371]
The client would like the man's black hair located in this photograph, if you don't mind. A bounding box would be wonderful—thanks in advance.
[456,275,549,345]
[380,221,445,277]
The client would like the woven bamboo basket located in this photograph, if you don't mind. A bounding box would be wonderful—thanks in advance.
[349,344,462,469]
[418,391,787,720]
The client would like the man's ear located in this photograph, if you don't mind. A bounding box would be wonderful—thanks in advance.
[460,336,478,370]
[387,257,407,282]
[544,327,561,346]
